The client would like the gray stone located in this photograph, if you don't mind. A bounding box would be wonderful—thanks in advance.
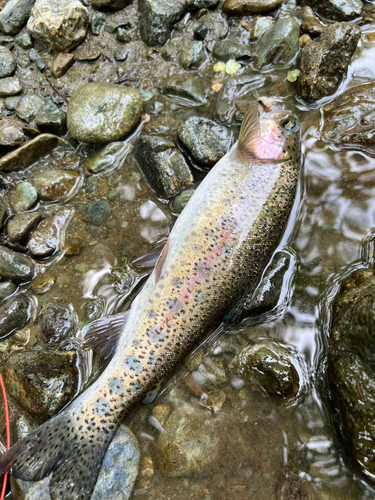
[163,76,208,105]
[193,24,208,41]
[178,116,231,168]
[297,22,361,102]
[35,99,67,135]
[92,0,132,10]
[313,0,363,21]
[91,12,106,35]
[0,118,24,147]
[116,27,132,43]
[0,46,16,78]
[135,135,194,199]
[0,246,36,282]
[37,304,77,344]
[16,94,44,123]
[223,0,282,15]
[251,16,273,40]
[28,209,73,257]
[0,293,35,339]
[138,0,186,46]
[213,40,252,62]
[86,200,111,226]
[7,211,42,244]
[0,281,17,301]
[27,0,89,52]
[255,17,300,68]
[0,0,35,35]
[0,134,59,172]
[0,76,22,97]
[4,96,20,111]
[10,182,38,213]
[172,188,195,214]
[4,349,78,420]
[114,47,128,61]
[67,83,142,144]
[179,41,205,69]
[15,31,33,48]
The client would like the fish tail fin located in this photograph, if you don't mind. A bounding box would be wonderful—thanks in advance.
[0,406,116,500]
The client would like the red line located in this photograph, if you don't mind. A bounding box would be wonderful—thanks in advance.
[0,373,9,500]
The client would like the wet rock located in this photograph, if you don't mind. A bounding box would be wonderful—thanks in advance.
[6,211,43,244]
[223,0,282,16]
[27,0,89,52]
[0,46,16,78]
[163,76,208,105]
[194,24,208,41]
[16,94,44,123]
[172,187,196,213]
[213,40,252,62]
[0,246,36,282]
[50,53,75,78]
[192,11,228,41]
[29,275,55,295]
[9,182,38,213]
[15,31,33,48]
[301,16,324,38]
[67,83,142,144]
[34,99,67,135]
[328,269,375,479]
[75,44,101,61]
[86,142,133,174]
[4,349,78,422]
[311,0,363,21]
[37,304,77,344]
[321,83,375,146]
[30,169,80,202]
[0,134,58,172]
[0,293,35,339]
[91,12,106,35]
[236,341,299,396]
[28,209,73,258]
[0,76,22,97]
[138,0,185,46]
[92,0,131,10]
[0,118,24,147]
[0,282,17,301]
[114,47,128,61]
[86,200,111,226]
[178,116,231,168]
[0,0,35,35]
[135,135,194,199]
[255,17,300,68]
[4,96,20,111]
[91,424,140,500]
[179,41,205,69]
[251,16,273,40]
[297,22,361,102]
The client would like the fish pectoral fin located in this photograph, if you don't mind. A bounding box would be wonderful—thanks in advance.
[236,101,260,160]
[0,408,116,500]
[132,244,165,268]
[155,239,170,284]
[82,311,129,359]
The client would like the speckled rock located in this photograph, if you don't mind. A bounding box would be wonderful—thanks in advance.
[0,118,24,147]
[235,341,299,396]
[0,77,22,97]
[0,46,16,78]
[67,83,142,144]
[86,200,112,226]
[4,349,79,422]
[6,211,43,244]
[309,0,363,21]
[92,0,132,10]
[0,246,36,282]
[138,0,186,46]
[135,135,194,199]
[223,0,282,16]
[9,182,38,213]
[27,0,89,52]
[28,209,73,258]
[178,116,231,168]
[0,0,35,35]
[0,282,17,301]
[255,17,300,68]
[297,22,361,102]
[213,40,252,62]
[0,293,35,340]
[0,134,59,172]
[37,304,77,344]
[30,169,80,202]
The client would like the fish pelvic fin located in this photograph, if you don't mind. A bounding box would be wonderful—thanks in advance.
[236,101,260,160]
[83,311,129,360]
[0,406,116,500]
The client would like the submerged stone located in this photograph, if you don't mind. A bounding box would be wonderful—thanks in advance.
[38,304,77,344]
[9,182,38,213]
[0,294,34,339]
[28,209,73,258]
[67,83,142,144]
[255,17,300,68]
[7,211,43,244]
[297,22,361,102]
[86,200,112,226]
[30,169,80,202]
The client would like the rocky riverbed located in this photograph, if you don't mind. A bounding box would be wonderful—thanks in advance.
[1,0,375,498]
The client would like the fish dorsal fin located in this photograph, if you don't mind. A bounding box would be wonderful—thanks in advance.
[237,102,260,160]
[155,239,170,284]
[82,311,129,359]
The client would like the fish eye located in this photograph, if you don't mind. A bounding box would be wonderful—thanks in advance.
[281,118,296,130]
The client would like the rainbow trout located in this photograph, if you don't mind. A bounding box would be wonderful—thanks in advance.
[0,100,300,499]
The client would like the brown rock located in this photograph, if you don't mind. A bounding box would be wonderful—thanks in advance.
[0,134,59,172]
[222,0,282,16]
[51,53,75,78]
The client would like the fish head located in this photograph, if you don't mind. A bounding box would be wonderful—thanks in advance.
[237,101,300,163]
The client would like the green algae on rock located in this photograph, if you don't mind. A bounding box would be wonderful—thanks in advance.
[67,83,142,144]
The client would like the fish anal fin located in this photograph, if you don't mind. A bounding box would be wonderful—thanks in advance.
[236,101,260,160]
[82,311,129,359]
[155,240,170,284]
